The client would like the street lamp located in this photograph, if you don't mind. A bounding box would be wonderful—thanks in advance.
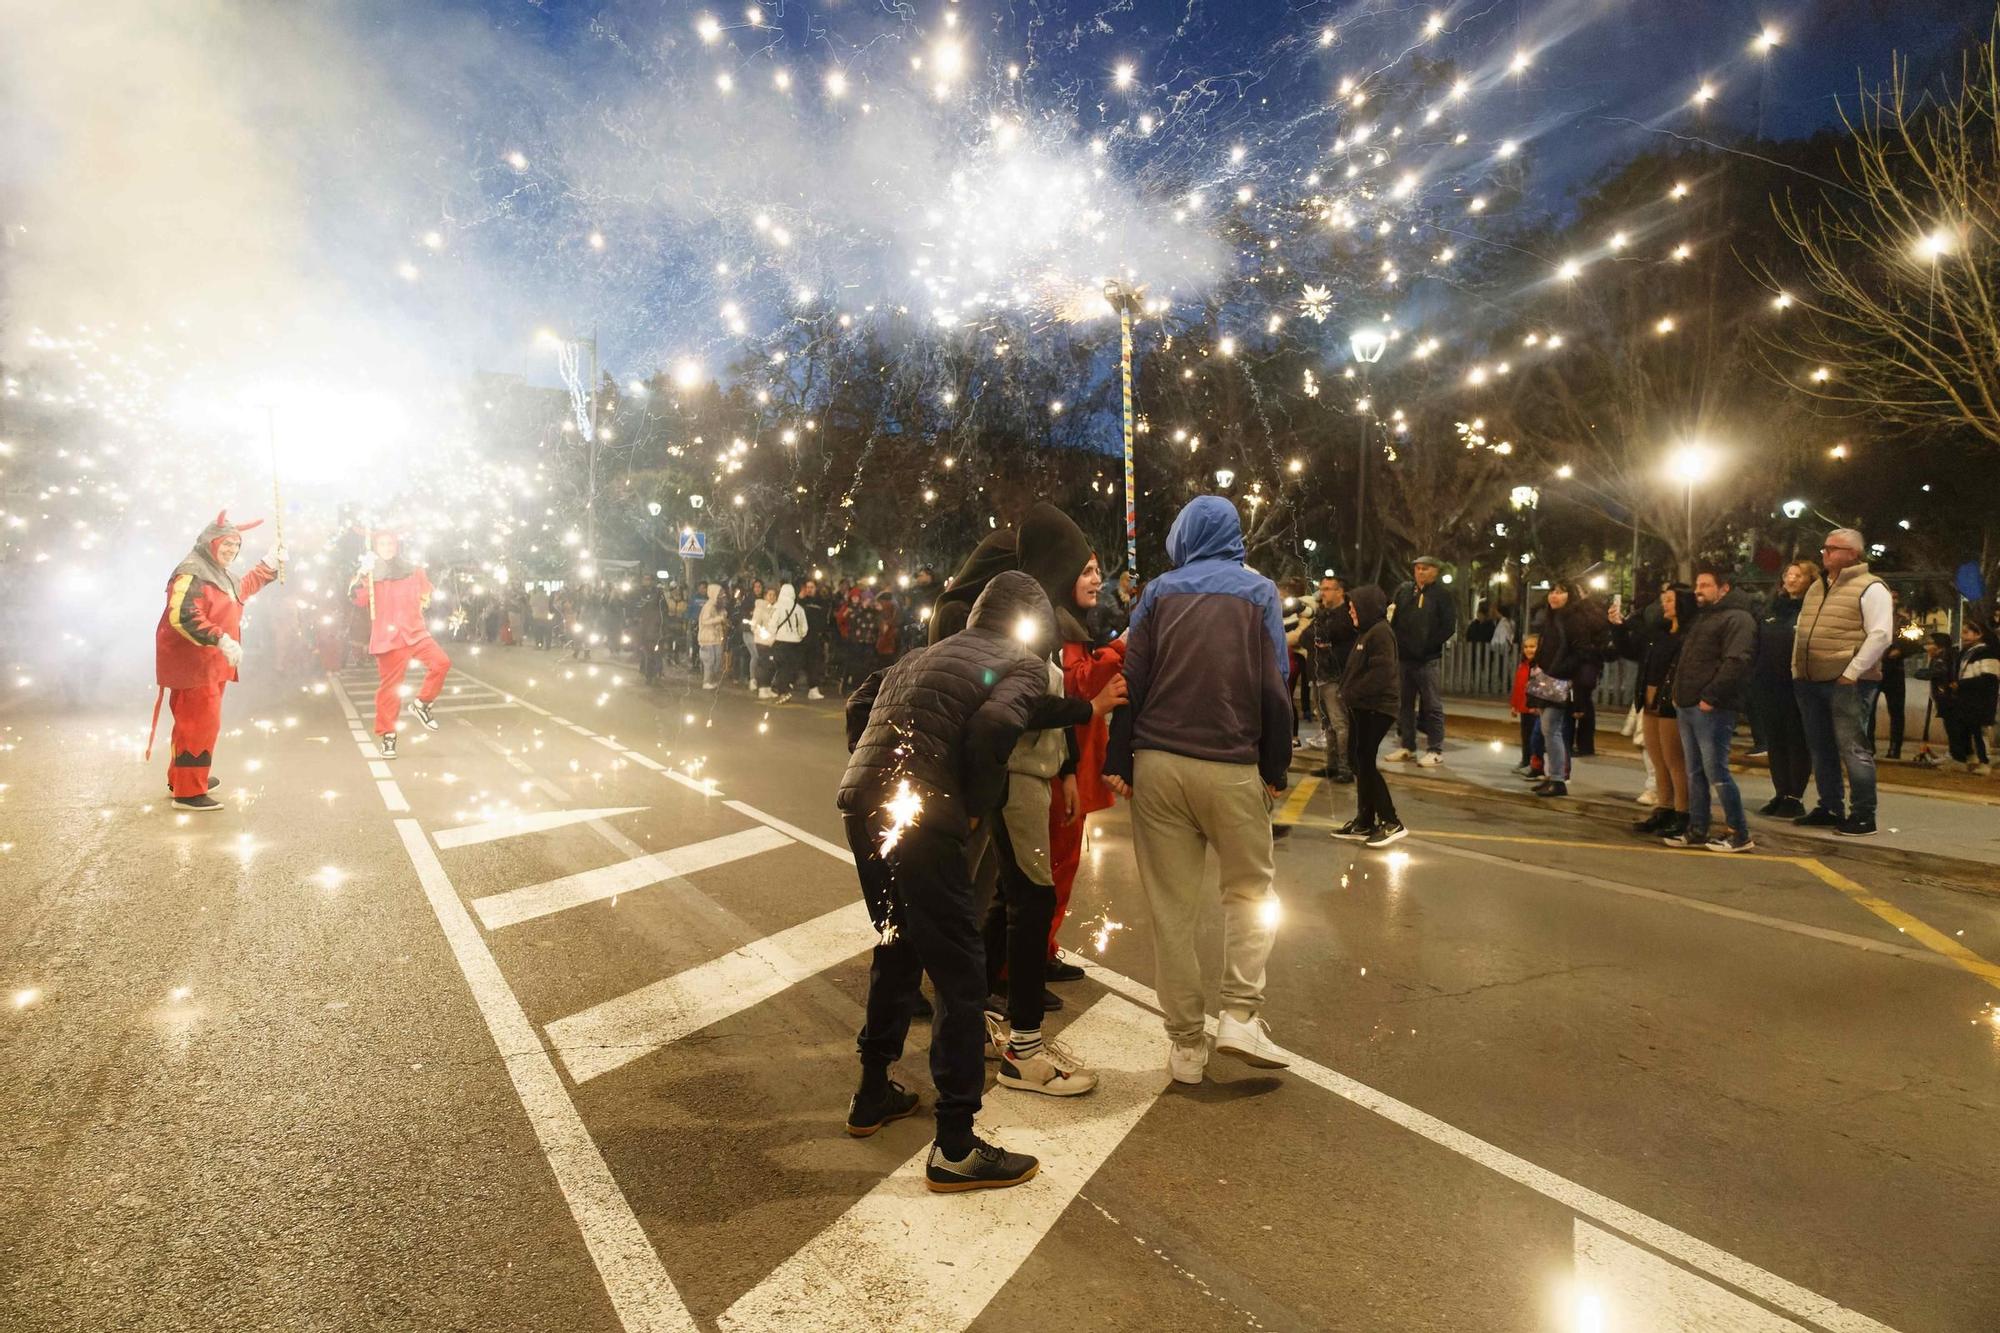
[1214,468,1236,489]
[1349,328,1388,570]
[1780,498,1807,520]
[1667,442,1717,575]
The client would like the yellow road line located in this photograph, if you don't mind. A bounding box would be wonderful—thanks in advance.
[1415,829,1786,860]
[1795,858,2000,992]
[1275,775,1321,824]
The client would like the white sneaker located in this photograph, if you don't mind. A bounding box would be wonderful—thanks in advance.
[982,1009,1008,1062]
[808,688,825,700]
[757,687,776,700]
[1416,750,1443,768]
[1168,1037,1209,1085]
[702,681,718,691]
[1214,1012,1290,1069]
[999,1039,1099,1096]
[1384,747,1415,763]
[1974,762,1993,776]
[1636,789,1659,806]
[1301,734,1325,750]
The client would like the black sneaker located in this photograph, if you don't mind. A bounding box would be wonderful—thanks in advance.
[1662,828,1705,848]
[1706,833,1756,853]
[925,1136,1040,1193]
[1532,779,1568,797]
[1364,821,1408,848]
[1633,808,1672,834]
[171,794,223,813]
[378,732,398,760]
[1040,988,1064,1013]
[1332,817,1374,841]
[408,698,440,731]
[1793,807,1841,828]
[1330,770,1355,784]
[845,1080,919,1138]
[1046,952,1086,983]
[1836,816,1878,837]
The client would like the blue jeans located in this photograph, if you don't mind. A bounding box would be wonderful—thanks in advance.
[1537,705,1570,780]
[1677,707,1747,839]
[699,643,722,685]
[1398,660,1445,752]
[1793,680,1879,819]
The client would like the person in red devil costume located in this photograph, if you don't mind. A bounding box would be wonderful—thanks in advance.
[350,529,449,759]
[149,511,285,812]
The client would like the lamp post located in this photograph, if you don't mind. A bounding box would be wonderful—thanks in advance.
[1349,327,1388,572]
[1667,442,1716,580]
[1104,281,1146,577]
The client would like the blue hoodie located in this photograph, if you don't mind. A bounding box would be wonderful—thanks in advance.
[1104,496,1292,790]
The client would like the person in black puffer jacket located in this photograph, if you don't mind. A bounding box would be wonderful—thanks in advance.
[1613,583,1691,837]
[837,570,1087,1192]
[1338,584,1405,845]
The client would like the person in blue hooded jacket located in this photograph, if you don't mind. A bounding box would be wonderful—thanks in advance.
[1104,496,1292,1084]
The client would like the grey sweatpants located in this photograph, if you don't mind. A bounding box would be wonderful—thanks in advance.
[1130,749,1279,1043]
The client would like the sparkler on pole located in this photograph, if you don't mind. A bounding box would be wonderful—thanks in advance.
[1103,280,1145,578]
[265,406,284,583]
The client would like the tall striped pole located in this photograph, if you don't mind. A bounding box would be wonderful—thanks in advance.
[1119,299,1138,578]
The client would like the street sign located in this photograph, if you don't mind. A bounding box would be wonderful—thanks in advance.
[678,530,707,559]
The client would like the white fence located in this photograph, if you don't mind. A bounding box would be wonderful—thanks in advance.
[1436,641,1637,710]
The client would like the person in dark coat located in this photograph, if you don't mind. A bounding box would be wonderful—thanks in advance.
[1613,583,1692,837]
[1750,561,1815,816]
[1386,556,1455,763]
[1942,620,1998,771]
[1670,565,1759,852]
[836,570,1076,1193]
[1337,584,1404,845]
[1303,575,1357,781]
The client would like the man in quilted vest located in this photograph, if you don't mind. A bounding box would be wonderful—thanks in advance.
[1790,528,1891,837]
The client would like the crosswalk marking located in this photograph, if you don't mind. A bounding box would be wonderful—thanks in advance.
[1574,1221,1808,1331]
[470,826,795,930]
[434,806,646,851]
[431,700,524,715]
[547,899,879,1084]
[718,994,1169,1333]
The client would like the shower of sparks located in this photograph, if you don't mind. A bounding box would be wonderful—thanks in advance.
[878,779,924,855]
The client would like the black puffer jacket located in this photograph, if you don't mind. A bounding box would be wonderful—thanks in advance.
[1342,586,1399,716]
[1673,588,1758,713]
[840,570,1069,842]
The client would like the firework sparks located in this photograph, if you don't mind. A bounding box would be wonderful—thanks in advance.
[878,779,923,855]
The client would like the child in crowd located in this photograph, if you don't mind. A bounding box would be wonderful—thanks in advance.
[1511,632,1542,776]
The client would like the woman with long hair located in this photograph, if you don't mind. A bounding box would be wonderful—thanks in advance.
[1616,583,1693,837]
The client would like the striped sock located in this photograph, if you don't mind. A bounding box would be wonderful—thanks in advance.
[1007,1029,1043,1062]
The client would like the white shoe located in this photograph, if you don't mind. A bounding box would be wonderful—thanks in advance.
[982,1009,1008,1062]
[1214,1012,1290,1069]
[1301,734,1325,750]
[702,681,718,691]
[757,687,776,700]
[999,1039,1099,1096]
[1168,1037,1209,1085]
[1636,789,1659,806]
[1384,747,1415,763]
[1974,763,1992,776]
[808,688,825,700]
[1416,750,1443,768]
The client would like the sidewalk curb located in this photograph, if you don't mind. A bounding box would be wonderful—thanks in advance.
[1291,754,2000,899]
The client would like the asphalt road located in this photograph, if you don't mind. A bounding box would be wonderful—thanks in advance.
[4,643,1998,1332]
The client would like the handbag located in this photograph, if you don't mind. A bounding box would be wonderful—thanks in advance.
[1526,666,1573,705]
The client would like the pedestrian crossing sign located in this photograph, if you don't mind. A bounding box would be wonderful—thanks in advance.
[678,530,707,559]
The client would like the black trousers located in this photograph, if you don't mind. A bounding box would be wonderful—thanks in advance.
[1518,712,1538,765]
[845,813,988,1149]
[1350,709,1399,827]
[982,815,1054,1035]
[771,641,803,694]
[1871,671,1906,754]
[1757,681,1812,800]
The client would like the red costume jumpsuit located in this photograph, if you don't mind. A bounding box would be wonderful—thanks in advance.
[360,552,458,736]
[1048,634,1127,955]
[353,554,451,735]
[153,513,277,798]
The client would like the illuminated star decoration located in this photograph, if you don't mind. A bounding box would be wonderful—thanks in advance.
[1299,284,1334,324]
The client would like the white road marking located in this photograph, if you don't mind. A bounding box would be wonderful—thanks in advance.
[431,701,524,716]
[389,821,697,1333]
[434,807,645,851]
[1574,1220,1808,1331]
[547,899,878,1084]
[470,826,795,931]
[367,761,393,779]
[1419,840,1964,975]
[376,780,410,813]
[723,800,855,864]
[719,995,1168,1333]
